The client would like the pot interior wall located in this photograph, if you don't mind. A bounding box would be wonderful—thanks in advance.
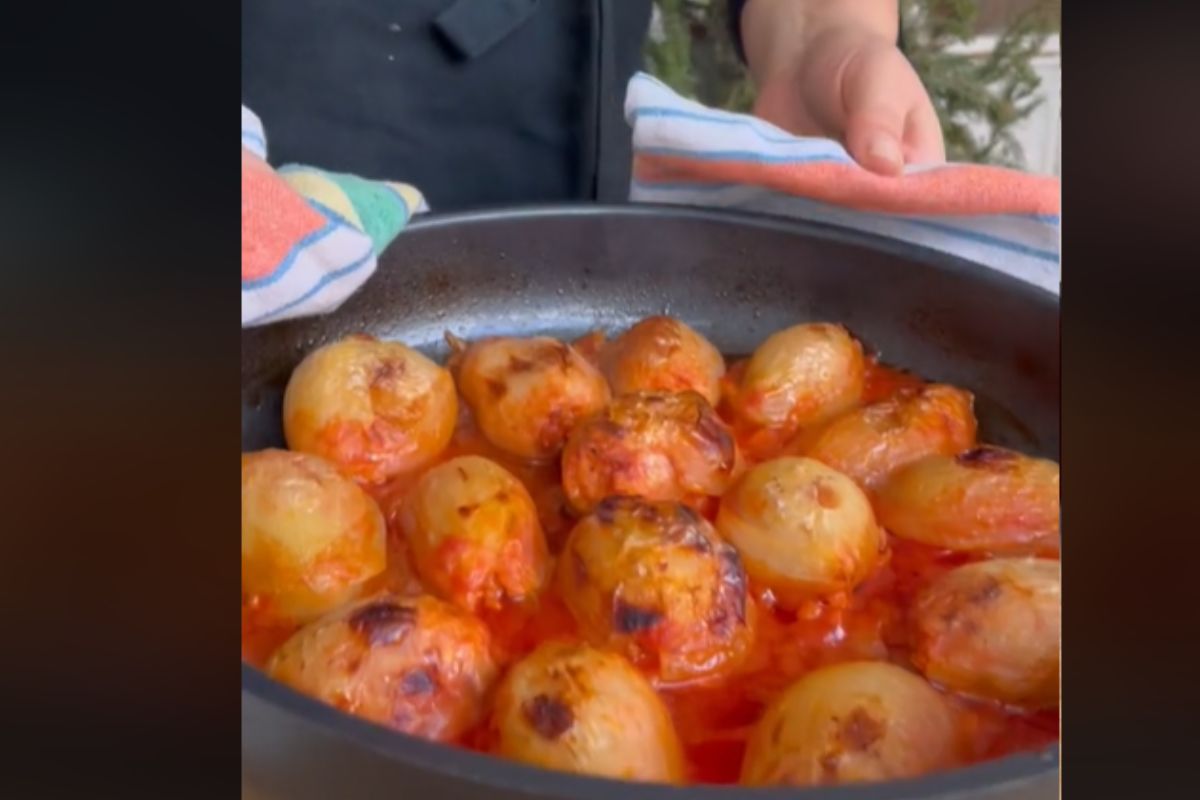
[243,208,1059,462]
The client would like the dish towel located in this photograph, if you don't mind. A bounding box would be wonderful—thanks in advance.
[241,106,427,327]
[625,72,1061,295]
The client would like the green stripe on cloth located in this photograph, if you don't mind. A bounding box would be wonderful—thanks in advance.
[319,170,410,255]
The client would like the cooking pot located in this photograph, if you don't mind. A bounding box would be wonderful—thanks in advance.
[242,205,1060,800]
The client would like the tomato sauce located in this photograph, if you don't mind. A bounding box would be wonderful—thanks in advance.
[652,536,1059,783]
[862,359,926,404]
[242,356,1059,785]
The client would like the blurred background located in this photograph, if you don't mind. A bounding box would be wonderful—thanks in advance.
[644,0,1061,175]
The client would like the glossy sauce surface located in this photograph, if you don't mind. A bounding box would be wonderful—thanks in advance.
[243,357,1058,785]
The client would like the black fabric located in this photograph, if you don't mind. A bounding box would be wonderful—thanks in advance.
[593,0,653,201]
[434,0,541,61]
[242,0,651,212]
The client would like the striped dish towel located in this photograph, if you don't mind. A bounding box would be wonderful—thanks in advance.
[626,73,1061,295]
[241,106,427,327]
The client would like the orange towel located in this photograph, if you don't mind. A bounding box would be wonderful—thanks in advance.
[626,73,1060,294]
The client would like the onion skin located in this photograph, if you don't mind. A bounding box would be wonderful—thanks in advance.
[729,323,866,436]
[452,335,611,461]
[741,661,960,787]
[561,390,737,516]
[486,641,685,783]
[557,497,755,684]
[912,558,1061,709]
[283,335,457,484]
[241,449,386,625]
[787,384,977,489]
[716,457,887,605]
[874,446,1060,554]
[400,455,550,614]
[267,593,497,742]
[600,316,725,406]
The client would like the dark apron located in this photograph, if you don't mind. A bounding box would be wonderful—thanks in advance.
[242,0,651,211]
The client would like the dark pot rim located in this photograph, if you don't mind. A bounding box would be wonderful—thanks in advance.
[399,202,1059,308]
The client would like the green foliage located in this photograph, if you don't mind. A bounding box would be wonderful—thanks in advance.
[643,0,755,113]
[900,0,1058,167]
[642,0,1059,168]
[645,0,700,100]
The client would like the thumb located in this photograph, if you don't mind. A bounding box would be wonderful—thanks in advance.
[840,53,911,177]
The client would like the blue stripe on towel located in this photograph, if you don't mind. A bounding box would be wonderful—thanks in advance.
[244,245,375,326]
[636,146,854,166]
[240,217,341,290]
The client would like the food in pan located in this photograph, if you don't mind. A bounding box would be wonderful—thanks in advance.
[282,334,458,484]
[267,593,497,741]
[911,558,1061,708]
[725,322,865,436]
[874,446,1061,554]
[786,384,978,488]
[241,449,386,626]
[599,315,725,406]
[740,661,960,786]
[242,317,1061,787]
[715,456,886,607]
[485,641,685,782]
[450,334,611,461]
[560,390,738,515]
[400,455,551,614]
[556,496,754,684]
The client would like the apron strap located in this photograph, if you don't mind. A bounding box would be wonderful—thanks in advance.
[591,0,630,202]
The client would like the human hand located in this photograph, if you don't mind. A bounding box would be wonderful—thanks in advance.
[741,2,944,176]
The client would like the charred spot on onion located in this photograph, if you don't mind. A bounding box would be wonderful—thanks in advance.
[614,601,664,634]
[956,446,1020,469]
[347,601,417,647]
[401,667,438,696]
[523,694,575,740]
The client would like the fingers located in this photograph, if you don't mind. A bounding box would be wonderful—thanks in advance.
[841,55,909,176]
[745,30,947,177]
[902,98,947,166]
[842,48,945,176]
